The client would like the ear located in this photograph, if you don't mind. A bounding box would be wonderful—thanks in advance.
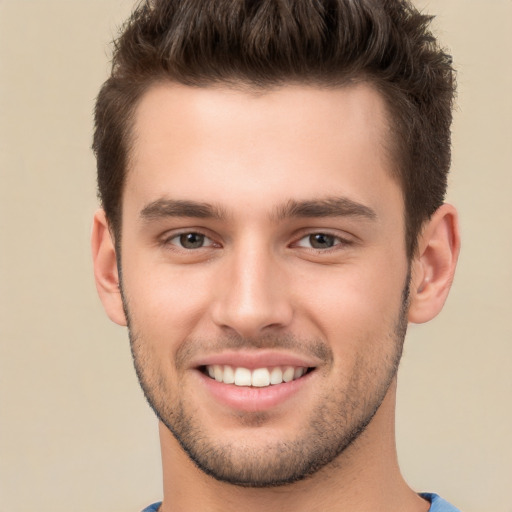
[408,203,460,324]
[91,209,127,326]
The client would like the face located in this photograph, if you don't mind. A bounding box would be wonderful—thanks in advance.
[119,83,410,486]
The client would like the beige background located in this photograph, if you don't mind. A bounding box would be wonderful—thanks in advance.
[0,1,511,511]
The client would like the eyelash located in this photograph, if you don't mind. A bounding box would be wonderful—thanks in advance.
[293,232,353,251]
[160,230,353,253]
[162,231,218,250]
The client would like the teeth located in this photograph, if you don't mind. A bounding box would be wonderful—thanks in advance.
[234,367,252,386]
[223,365,235,384]
[205,365,309,387]
[294,367,305,379]
[269,367,283,385]
[283,367,295,382]
[251,368,270,387]
[214,365,223,382]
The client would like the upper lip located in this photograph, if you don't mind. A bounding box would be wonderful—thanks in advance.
[190,350,321,370]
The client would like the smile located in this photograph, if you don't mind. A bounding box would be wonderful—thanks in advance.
[203,365,312,387]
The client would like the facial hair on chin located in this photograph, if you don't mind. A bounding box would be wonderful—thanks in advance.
[121,276,410,488]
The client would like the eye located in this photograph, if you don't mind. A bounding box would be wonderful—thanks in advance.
[295,233,345,250]
[168,232,215,249]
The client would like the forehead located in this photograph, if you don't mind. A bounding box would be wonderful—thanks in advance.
[125,82,401,221]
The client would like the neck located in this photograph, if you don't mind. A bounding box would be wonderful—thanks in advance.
[158,380,429,512]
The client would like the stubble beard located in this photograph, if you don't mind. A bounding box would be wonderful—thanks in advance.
[121,279,410,488]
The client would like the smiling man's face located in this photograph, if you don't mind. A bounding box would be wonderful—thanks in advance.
[111,83,411,486]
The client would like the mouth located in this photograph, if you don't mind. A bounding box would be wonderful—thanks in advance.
[200,364,315,388]
[192,351,320,411]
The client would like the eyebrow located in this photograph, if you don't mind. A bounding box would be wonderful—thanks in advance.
[140,199,227,221]
[139,196,377,223]
[272,197,377,221]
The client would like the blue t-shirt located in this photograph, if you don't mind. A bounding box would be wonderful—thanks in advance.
[141,504,161,512]
[141,493,460,511]
[420,493,461,511]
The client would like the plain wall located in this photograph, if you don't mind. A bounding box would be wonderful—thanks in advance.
[0,1,510,511]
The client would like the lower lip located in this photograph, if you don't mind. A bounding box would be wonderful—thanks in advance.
[196,370,314,412]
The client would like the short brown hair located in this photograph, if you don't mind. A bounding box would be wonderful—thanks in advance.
[93,0,455,258]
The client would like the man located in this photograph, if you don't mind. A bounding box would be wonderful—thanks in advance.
[91,0,461,511]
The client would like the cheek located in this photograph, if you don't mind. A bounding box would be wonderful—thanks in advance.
[121,255,215,347]
[298,257,408,357]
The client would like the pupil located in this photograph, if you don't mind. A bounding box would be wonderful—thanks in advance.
[180,233,204,249]
[310,233,334,249]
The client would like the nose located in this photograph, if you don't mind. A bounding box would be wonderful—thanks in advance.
[210,244,294,339]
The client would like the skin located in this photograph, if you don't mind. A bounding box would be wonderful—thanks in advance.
[92,83,460,512]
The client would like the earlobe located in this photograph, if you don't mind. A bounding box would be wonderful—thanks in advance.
[408,204,460,324]
[91,209,127,326]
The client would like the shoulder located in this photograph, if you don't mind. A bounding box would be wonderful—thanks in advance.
[420,493,462,512]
